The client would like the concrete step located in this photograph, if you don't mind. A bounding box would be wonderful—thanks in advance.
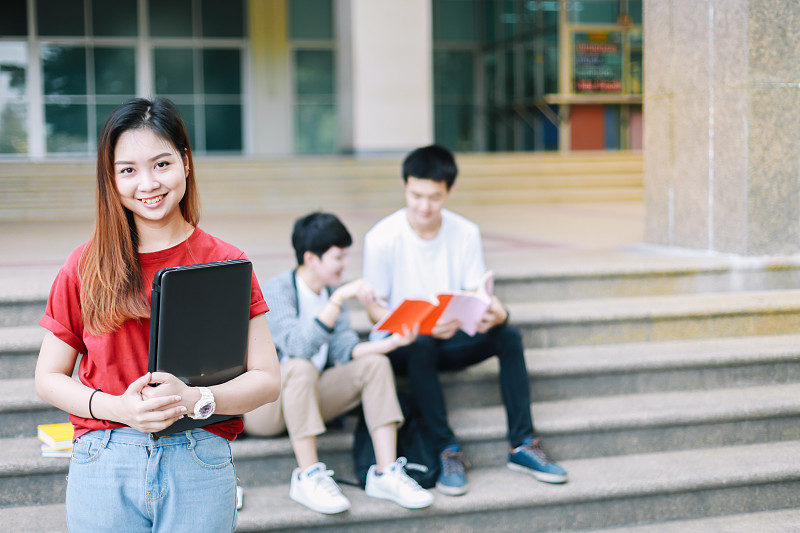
[0,379,64,438]
[348,289,800,348]
[510,289,800,348]
[5,330,800,426]
[0,152,643,221]
[565,508,800,533]
[4,253,800,322]
[5,441,794,533]
[445,334,800,404]
[6,382,797,499]
[5,502,798,533]
[233,441,800,532]
[492,251,800,303]
[8,321,799,395]
[0,326,43,379]
[0,300,44,328]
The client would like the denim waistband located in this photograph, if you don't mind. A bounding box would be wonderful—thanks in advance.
[82,427,216,448]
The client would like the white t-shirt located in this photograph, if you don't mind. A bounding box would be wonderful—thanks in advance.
[363,208,486,310]
[295,274,330,373]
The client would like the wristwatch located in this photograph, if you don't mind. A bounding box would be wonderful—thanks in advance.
[189,387,216,420]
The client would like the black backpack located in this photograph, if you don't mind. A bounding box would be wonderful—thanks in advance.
[352,392,440,489]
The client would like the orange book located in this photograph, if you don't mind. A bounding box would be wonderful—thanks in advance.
[373,271,494,336]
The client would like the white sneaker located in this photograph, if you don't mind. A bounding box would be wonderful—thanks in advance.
[365,457,434,509]
[289,463,351,514]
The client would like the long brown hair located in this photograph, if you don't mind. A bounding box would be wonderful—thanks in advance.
[80,98,200,335]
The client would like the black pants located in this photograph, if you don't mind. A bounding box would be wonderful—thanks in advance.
[387,323,534,453]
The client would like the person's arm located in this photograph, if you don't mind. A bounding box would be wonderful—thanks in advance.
[350,323,418,359]
[35,332,187,433]
[325,279,384,365]
[319,279,375,329]
[363,297,390,325]
[265,272,335,360]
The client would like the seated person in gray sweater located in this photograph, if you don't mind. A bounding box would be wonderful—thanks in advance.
[244,212,432,515]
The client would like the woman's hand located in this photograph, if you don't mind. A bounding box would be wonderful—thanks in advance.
[116,373,187,433]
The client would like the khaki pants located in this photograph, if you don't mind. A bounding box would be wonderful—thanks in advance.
[244,354,403,440]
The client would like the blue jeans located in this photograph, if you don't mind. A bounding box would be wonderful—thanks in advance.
[388,324,534,452]
[66,427,237,533]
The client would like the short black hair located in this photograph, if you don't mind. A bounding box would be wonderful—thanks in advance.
[402,144,458,189]
[292,212,353,265]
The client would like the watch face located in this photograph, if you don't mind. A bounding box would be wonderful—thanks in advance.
[199,403,214,416]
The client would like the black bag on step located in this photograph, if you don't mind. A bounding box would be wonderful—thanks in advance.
[353,392,440,489]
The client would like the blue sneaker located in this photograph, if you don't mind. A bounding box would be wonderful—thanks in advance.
[507,437,568,484]
[436,445,468,496]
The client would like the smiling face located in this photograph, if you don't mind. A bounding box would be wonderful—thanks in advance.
[404,176,451,237]
[114,127,189,228]
[306,245,349,288]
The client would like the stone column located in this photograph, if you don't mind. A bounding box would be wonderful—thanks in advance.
[248,0,293,156]
[336,0,434,154]
[645,0,800,255]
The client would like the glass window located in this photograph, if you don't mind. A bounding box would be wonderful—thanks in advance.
[544,41,559,94]
[501,0,516,41]
[95,48,136,95]
[93,0,138,37]
[205,104,242,151]
[288,0,333,40]
[295,50,334,96]
[203,49,241,94]
[96,103,124,138]
[0,43,27,97]
[628,0,642,25]
[628,30,642,93]
[573,31,622,93]
[0,0,28,36]
[435,50,474,100]
[37,0,84,36]
[42,46,87,95]
[174,103,197,151]
[0,42,27,154]
[568,0,619,25]
[0,103,27,153]
[434,50,475,151]
[435,103,475,152]
[434,0,478,43]
[45,103,88,153]
[484,0,496,44]
[149,0,193,37]
[154,48,194,95]
[201,0,244,38]
[295,104,336,154]
[504,49,514,101]
[523,48,535,99]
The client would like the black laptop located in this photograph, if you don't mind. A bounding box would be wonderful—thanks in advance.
[148,259,252,436]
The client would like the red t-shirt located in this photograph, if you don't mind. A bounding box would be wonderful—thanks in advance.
[39,227,269,440]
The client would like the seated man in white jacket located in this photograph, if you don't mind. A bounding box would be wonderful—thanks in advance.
[244,212,432,515]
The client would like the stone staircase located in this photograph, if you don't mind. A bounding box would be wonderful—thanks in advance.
[2,253,800,531]
[0,151,643,221]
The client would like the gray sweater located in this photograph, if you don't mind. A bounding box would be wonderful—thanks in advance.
[263,269,360,368]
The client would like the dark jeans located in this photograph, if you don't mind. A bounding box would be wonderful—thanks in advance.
[387,323,534,453]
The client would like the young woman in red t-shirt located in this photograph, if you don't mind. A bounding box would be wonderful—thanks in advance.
[35,97,281,532]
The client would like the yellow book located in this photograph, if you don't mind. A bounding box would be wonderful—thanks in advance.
[37,422,74,451]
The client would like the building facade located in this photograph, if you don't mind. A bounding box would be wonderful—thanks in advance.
[0,0,642,160]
